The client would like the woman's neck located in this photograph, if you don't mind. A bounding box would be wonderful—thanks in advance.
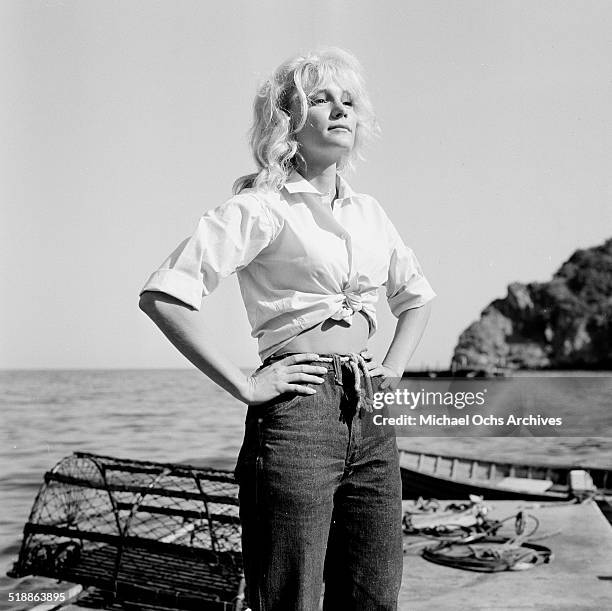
[296,162,337,198]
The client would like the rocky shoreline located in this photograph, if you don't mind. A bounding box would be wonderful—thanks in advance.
[451,238,612,372]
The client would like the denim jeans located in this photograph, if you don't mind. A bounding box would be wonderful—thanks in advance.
[234,355,403,611]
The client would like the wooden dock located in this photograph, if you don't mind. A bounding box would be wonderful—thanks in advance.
[21,499,611,610]
[399,499,612,610]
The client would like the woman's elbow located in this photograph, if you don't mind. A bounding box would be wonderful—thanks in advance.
[139,291,193,320]
[139,291,160,317]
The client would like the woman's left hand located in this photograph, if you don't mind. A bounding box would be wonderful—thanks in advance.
[362,350,403,390]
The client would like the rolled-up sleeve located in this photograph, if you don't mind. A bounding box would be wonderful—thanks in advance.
[140,193,276,310]
[385,219,436,317]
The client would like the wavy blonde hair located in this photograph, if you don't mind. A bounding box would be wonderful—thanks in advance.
[233,48,379,194]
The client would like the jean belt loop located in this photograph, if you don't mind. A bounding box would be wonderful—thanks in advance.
[357,353,374,410]
[332,354,343,385]
[347,353,361,416]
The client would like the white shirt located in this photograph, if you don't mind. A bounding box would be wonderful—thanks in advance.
[141,170,436,360]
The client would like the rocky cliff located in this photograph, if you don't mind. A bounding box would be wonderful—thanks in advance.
[452,238,612,371]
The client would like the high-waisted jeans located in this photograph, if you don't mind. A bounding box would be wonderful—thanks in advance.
[234,354,403,611]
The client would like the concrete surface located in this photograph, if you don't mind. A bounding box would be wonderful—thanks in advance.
[399,499,612,610]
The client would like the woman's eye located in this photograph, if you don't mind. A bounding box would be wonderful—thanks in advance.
[343,100,353,107]
[312,98,327,105]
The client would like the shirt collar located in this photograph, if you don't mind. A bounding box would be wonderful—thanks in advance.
[284,169,356,200]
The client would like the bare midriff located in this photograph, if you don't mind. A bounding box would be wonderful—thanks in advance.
[277,311,370,356]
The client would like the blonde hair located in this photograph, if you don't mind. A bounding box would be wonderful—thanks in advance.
[233,47,379,194]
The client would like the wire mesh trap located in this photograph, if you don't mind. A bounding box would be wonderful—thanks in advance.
[9,452,244,610]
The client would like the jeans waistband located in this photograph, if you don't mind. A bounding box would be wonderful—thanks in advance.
[262,351,374,416]
[262,350,369,366]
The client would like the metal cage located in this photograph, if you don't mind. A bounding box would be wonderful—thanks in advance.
[9,452,245,610]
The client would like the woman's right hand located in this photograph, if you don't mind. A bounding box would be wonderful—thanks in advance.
[242,353,328,406]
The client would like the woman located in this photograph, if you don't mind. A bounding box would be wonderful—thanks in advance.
[139,48,435,611]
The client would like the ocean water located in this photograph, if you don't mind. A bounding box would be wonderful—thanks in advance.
[1,369,611,608]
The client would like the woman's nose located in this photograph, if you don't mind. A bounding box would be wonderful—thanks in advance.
[331,101,347,118]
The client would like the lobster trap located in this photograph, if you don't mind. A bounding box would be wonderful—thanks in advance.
[9,452,244,610]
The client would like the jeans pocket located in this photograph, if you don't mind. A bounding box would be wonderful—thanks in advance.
[256,390,305,417]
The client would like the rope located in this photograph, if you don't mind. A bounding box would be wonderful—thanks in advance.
[347,352,374,416]
[422,537,554,572]
[317,351,373,420]
[411,506,556,572]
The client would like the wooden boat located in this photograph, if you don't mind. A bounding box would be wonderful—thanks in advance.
[399,449,612,502]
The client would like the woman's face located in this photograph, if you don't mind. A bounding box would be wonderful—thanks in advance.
[293,79,357,166]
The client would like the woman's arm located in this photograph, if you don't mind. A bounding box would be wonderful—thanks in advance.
[139,291,327,404]
[383,302,432,375]
[367,302,432,389]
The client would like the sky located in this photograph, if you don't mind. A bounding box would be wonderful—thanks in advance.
[1,0,611,370]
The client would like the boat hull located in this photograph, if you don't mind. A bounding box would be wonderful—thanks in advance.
[401,466,567,501]
[398,449,611,501]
